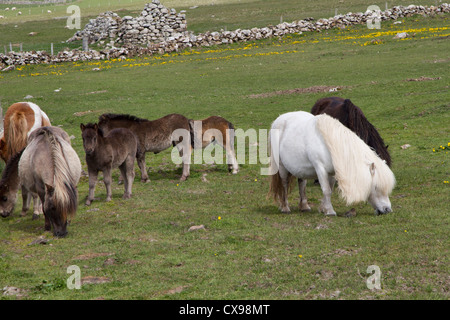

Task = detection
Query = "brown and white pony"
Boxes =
[0,102,51,163]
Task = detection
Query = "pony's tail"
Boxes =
[268,170,294,203]
[188,119,195,149]
[43,128,78,219]
[7,112,28,160]
[267,127,293,203]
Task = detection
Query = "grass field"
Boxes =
[0,1,449,301]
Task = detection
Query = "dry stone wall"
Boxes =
[1,3,449,71]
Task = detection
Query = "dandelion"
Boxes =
[298,255,303,258]
[218,216,221,220]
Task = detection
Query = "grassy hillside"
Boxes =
[0,1,448,301]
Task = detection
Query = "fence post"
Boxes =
[9,42,12,52]
[51,43,54,55]
[82,36,89,51]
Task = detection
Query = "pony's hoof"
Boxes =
[324,212,337,217]
[141,178,149,183]
[85,200,92,206]
[32,213,40,220]
[180,176,188,182]
[122,194,131,199]
[118,180,124,185]
[280,207,291,214]
[300,207,312,212]
[20,211,27,217]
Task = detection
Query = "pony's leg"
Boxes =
[118,171,124,185]
[178,145,191,181]
[39,194,51,232]
[225,143,239,174]
[298,178,311,212]
[316,169,336,216]
[278,165,291,213]
[20,186,31,217]
[86,169,98,206]
[32,194,42,220]
[103,168,113,202]
[136,152,149,183]
[119,157,135,199]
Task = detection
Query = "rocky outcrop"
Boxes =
[67,0,187,45]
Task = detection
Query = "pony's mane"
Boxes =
[0,148,24,184]
[343,99,392,167]
[41,128,78,219]
[316,114,395,205]
[99,113,148,124]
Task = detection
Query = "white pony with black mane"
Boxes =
[268,111,395,216]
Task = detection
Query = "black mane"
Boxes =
[312,97,392,167]
[98,113,149,124]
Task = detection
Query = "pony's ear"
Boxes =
[80,123,85,131]
[385,145,389,150]
[45,183,55,196]
[370,163,376,176]
[94,123,98,131]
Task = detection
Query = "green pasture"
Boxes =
[0,1,449,300]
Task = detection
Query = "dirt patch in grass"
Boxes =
[405,76,441,82]
[247,86,345,98]
[72,252,114,260]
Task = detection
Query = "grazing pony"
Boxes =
[268,111,395,216]
[189,116,239,174]
[80,123,137,205]
[0,126,81,237]
[0,102,51,163]
[98,113,191,182]
[311,97,391,167]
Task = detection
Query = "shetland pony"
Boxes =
[80,123,137,205]
[0,102,51,163]
[189,116,239,174]
[0,126,81,237]
[268,111,395,216]
[98,113,191,182]
[311,97,391,167]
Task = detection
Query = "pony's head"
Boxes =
[43,184,68,237]
[0,183,18,218]
[0,150,23,218]
[367,162,395,215]
[80,123,100,155]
